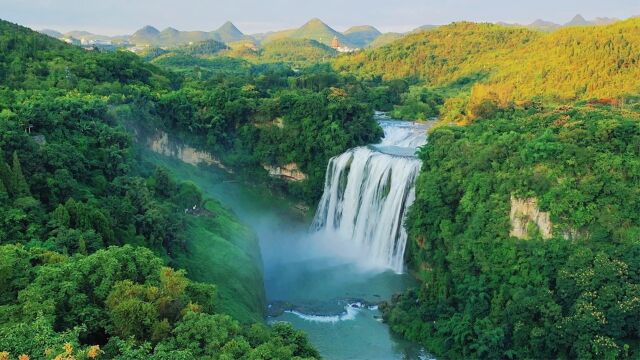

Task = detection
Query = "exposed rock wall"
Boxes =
[148,132,233,173]
[509,195,553,240]
[262,163,307,182]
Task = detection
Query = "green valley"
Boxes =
[2,3,640,360]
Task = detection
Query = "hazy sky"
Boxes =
[2,0,639,35]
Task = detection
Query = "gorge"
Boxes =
[142,116,434,359]
[3,10,639,358]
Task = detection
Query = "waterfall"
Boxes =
[311,119,429,273]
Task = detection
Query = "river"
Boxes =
[137,117,434,359]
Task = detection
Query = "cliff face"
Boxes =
[262,163,307,182]
[148,132,233,173]
[509,195,553,240]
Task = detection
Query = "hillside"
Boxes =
[334,18,640,102]
[385,104,640,359]
[261,38,337,63]
[0,17,319,359]
[130,24,162,44]
[565,14,590,26]
[214,21,246,43]
[485,18,640,100]
[262,18,356,48]
[528,19,561,31]
[343,25,382,47]
[334,22,540,84]
[127,22,249,47]
[367,32,404,48]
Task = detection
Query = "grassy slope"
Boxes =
[124,115,268,324]
[174,199,266,323]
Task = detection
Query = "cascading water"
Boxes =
[311,117,429,274]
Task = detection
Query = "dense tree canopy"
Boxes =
[334,19,640,121]
[0,18,320,359]
[3,12,640,360]
[383,105,640,359]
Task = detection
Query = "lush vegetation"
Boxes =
[382,105,640,359]
[334,22,539,86]
[149,38,337,69]
[0,245,317,359]
[331,16,640,359]
[150,61,384,202]
[0,19,319,359]
[128,22,246,48]
[343,25,382,48]
[334,19,640,121]
[260,39,337,64]
[4,11,640,360]
[262,18,356,48]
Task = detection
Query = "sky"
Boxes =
[2,0,639,35]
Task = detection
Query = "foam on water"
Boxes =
[283,302,380,323]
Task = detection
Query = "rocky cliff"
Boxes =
[148,132,233,172]
[262,163,307,182]
[509,195,553,240]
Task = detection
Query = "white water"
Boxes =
[311,119,429,274]
[285,303,366,323]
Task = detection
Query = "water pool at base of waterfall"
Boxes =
[265,258,433,360]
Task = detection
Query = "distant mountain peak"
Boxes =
[531,19,555,26]
[343,25,382,47]
[40,29,62,38]
[566,14,590,26]
[527,19,561,31]
[214,21,245,43]
[593,17,619,25]
[572,14,587,21]
[136,25,160,35]
[344,25,381,35]
[302,18,332,29]
[217,21,242,33]
[268,18,357,48]
[162,27,179,33]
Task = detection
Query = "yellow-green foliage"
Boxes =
[487,18,640,101]
[333,22,539,84]
[335,18,640,102]
[261,38,337,64]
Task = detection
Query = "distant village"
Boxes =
[61,36,128,51]
[330,36,357,53]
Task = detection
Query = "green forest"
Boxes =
[383,105,640,359]
[333,18,640,359]
[1,7,640,360]
[334,19,640,122]
[0,19,325,359]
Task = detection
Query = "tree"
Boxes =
[11,152,29,197]
[153,167,175,198]
[170,312,241,357]
[0,176,7,203]
[0,157,15,197]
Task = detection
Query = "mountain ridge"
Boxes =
[38,14,627,49]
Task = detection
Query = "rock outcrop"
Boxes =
[509,195,553,240]
[148,132,232,172]
[262,163,307,182]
